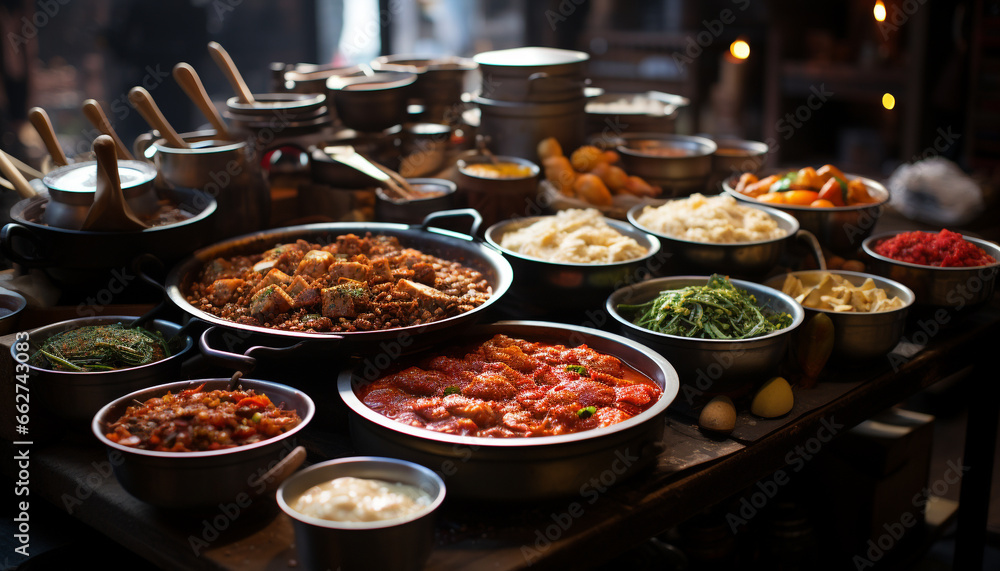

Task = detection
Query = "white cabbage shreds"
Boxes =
[499,208,648,264]
[636,194,787,243]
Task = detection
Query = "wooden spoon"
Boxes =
[127,87,189,149]
[173,62,232,140]
[80,135,149,231]
[28,107,69,166]
[82,99,135,160]
[207,41,255,105]
[0,149,37,199]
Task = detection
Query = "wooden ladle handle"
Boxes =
[207,41,255,105]
[28,107,68,166]
[82,99,135,160]
[127,87,188,149]
[173,62,231,140]
[0,148,37,199]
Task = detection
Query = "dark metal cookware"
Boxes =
[163,210,513,372]
[1,186,217,288]
[21,315,195,423]
[337,320,680,500]
[91,377,314,509]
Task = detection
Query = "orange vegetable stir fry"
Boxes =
[104,384,302,451]
[733,165,881,208]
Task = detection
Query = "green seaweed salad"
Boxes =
[30,323,171,372]
[617,274,792,340]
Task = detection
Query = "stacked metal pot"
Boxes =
[473,47,589,161]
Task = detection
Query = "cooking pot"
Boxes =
[475,95,586,163]
[371,55,478,121]
[338,320,680,500]
[1,186,217,290]
[134,129,270,241]
[326,71,418,133]
[473,47,589,103]
[161,210,513,373]
[41,160,159,230]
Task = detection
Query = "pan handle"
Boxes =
[0,222,47,267]
[420,208,482,240]
[198,325,339,375]
[794,229,826,271]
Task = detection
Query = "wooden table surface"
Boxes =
[3,296,998,571]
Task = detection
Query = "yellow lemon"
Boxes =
[751,376,794,418]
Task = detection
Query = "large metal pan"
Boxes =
[162,210,513,372]
[338,320,680,500]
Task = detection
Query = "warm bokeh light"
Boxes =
[882,92,895,110]
[874,0,887,22]
[730,39,750,60]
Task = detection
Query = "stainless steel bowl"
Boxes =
[763,270,915,360]
[41,160,159,230]
[710,138,769,191]
[616,134,717,197]
[584,89,689,136]
[375,178,457,225]
[485,214,664,311]
[277,456,445,571]
[607,276,804,398]
[92,377,314,509]
[338,320,679,500]
[327,71,418,132]
[861,231,1000,308]
[0,288,26,335]
[22,315,194,423]
[456,155,541,231]
[722,173,890,255]
[627,199,802,279]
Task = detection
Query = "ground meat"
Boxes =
[184,233,493,332]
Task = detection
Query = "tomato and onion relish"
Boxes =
[104,384,302,452]
[356,334,662,438]
[873,229,997,268]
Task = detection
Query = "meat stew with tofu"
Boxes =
[184,233,493,332]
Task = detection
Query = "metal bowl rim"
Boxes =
[456,155,541,180]
[763,269,916,316]
[225,92,327,111]
[484,214,662,268]
[722,172,891,212]
[626,199,800,246]
[616,133,718,158]
[338,320,679,448]
[606,275,806,343]
[91,377,316,459]
[42,160,158,193]
[276,456,446,530]
[862,231,1000,271]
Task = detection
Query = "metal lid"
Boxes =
[43,160,156,197]
[473,47,589,67]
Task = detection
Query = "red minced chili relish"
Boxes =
[104,384,302,452]
[873,229,997,268]
[357,334,662,438]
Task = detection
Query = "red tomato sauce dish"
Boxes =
[355,334,662,438]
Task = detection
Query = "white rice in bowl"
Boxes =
[636,193,786,243]
[499,208,648,264]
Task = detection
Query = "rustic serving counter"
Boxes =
[2,294,997,570]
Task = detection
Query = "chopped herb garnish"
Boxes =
[565,364,589,377]
[577,406,597,419]
[251,412,262,423]
[444,386,461,396]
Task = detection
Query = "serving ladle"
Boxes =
[28,107,69,167]
[173,62,232,140]
[82,99,135,160]
[322,145,416,200]
[128,87,189,149]
[208,41,255,105]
